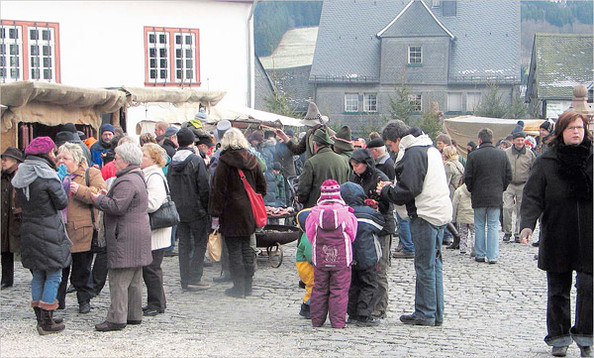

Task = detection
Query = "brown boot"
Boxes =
[37,309,65,335]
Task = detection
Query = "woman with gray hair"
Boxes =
[55,143,106,314]
[209,128,266,298]
[90,142,152,331]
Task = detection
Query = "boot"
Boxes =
[32,302,63,325]
[224,275,245,299]
[394,241,403,253]
[38,309,65,335]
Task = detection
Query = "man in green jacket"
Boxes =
[297,127,351,208]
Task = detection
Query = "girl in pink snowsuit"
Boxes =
[305,180,357,328]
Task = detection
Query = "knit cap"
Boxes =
[317,179,344,204]
[25,137,56,155]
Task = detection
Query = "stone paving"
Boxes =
[0,234,582,357]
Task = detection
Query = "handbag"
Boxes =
[238,169,267,228]
[86,168,105,253]
[148,174,180,230]
[207,229,222,262]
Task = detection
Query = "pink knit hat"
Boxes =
[317,179,344,204]
[25,136,56,155]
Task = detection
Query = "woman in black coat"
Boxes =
[520,111,592,357]
[12,137,71,335]
[210,128,266,299]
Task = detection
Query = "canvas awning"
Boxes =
[0,81,127,133]
[120,86,226,107]
[207,106,304,127]
[444,116,545,157]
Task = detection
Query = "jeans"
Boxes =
[410,217,444,323]
[31,269,62,304]
[178,217,208,286]
[166,225,177,252]
[545,271,593,348]
[473,207,500,262]
[396,212,414,254]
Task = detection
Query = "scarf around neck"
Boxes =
[11,157,60,200]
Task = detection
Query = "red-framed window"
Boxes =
[144,26,200,87]
[0,20,61,83]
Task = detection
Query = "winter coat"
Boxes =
[375,153,395,181]
[452,184,474,225]
[349,149,395,235]
[209,148,267,238]
[274,140,297,178]
[95,165,152,269]
[305,201,357,269]
[297,147,351,208]
[167,147,210,222]
[143,165,173,251]
[380,133,452,226]
[90,140,110,168]
[1,169,20,253]
[505,145,536,184]
[444,158,464,199]
[520,141,592,274]
[64,166,106,253]
[261,138,277,169]
[161,139,177,159]
[264,170,286,207]
[465,142,512,209]
[13,156,71,271]
[101,161,116,180]
[341,182,384,270]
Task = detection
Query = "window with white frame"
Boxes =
[466,92,482,112]
[408,46,422,64]
[0,21,60,83]
[363,93,377,112]
[145,27,200,86]
[345,93,359,112]
[447,92,463,112]
[409,94,422,112]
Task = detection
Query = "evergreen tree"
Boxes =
[506,91,528,119]
[419,105,443,142]
[387,82,416,126]
[474,83,508,118]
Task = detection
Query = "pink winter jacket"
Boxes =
[305,201,358,269]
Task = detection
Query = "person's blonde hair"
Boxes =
[442,145,459,161]
[142,143,167,168]
[220,128,249,150]
[58,142,86,167]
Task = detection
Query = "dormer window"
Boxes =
[442,1,457,16]
[408,46,422,65]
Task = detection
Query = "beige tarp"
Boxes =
[122,86,226,107]
[444,116,545,157]
[0,81,126,132]
[208,106,304,127]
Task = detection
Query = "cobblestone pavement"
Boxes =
[0,234,582,357]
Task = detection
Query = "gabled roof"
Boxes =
[377,0,454,39]
[260,27,318,70]
[310,0,520,83]
[529,33,594,100]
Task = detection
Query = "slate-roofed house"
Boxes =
[310,0,521,133]
[259,26,318,115]
[526,33,594,120]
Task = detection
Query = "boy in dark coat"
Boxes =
[340,182,384,326]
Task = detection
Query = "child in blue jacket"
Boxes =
[340,182,385,326]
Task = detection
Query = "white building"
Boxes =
[0,0,255,112]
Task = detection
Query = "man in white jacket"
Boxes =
[378,120,452,326]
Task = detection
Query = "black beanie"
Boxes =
[177,128,195,147]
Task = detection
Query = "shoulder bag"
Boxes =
[147,173,180,230]
[86,168,105,252]
[238,169,267,228]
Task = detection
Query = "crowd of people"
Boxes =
[0,103,591,357]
